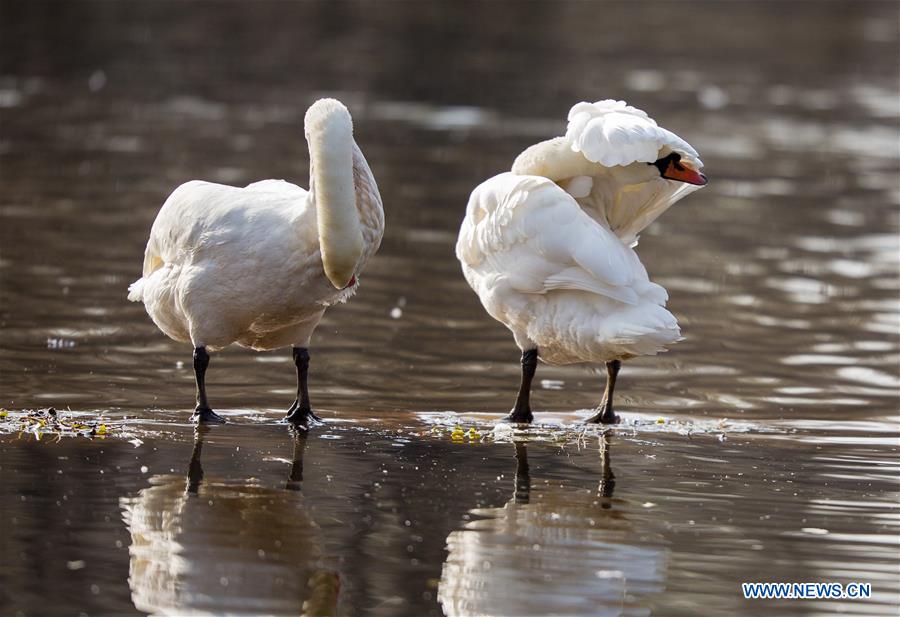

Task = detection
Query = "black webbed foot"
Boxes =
[192,406,227,424]
[284,400,322,427]
[584,408,620,425]
[502,407,534,424]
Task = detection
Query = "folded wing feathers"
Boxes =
[543,268,639,305]
[458,173,643,305]
[566,100,702,168]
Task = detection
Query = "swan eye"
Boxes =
[650,152,679,175]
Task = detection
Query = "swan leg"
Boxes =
[504,349,537,424]
[585,360,621,424]
[191,347,226,424]
[285,347,320,426]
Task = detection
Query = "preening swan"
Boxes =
[128,98,384,424]
[456,99,707,424]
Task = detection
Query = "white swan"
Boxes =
[128,98,384,424]
[456,100,707,424]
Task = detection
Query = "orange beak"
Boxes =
[663,161,707,186]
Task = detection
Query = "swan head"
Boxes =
[304,98,352,142]
[304,98,364,289]
[650,152,707,186]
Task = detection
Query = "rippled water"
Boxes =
[1,1,899,616]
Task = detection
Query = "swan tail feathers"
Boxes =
[127,278,145,302]
[542,269,639,305]
[129,246,165,302]
[602,306,682,356]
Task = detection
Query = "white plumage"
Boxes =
[566,99,702,168]
[456,99,707,422]
[129,98,383,422]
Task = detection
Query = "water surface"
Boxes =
[1,1,898,615]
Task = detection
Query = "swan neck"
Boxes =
[511,137,596,181]
[307,106,364,289]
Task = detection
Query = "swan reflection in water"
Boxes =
[121,427,339,616]
[439,435,666,617]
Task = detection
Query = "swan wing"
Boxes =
[566,99,703,168]
[130,180,311,299]
[244,179,308,197]
[511,100,706,246]
[457,172,640,305]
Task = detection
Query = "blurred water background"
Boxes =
[1,1,898,616]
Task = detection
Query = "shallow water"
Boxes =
[1,1,899,616]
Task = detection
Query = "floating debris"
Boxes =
[418,410,774,446]
[0,407,136,442]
